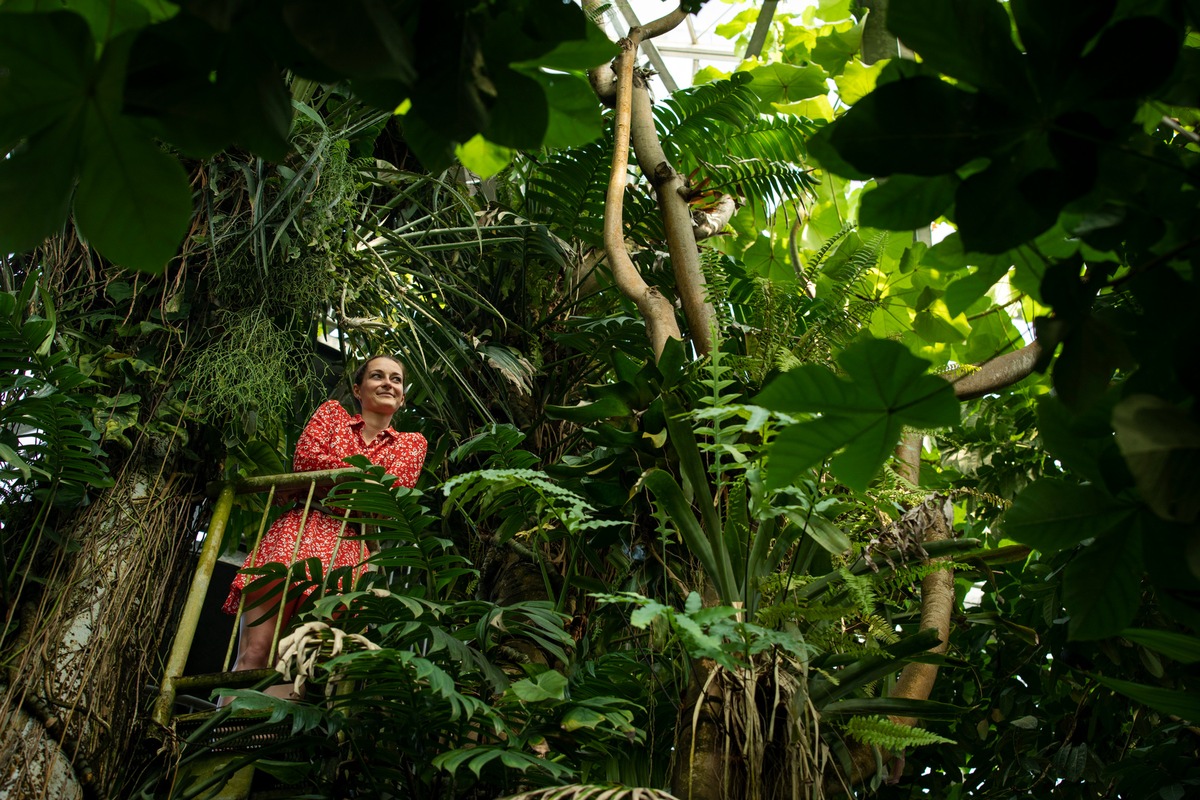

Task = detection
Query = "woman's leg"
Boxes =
[220,582,303,704]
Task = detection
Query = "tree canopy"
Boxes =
[1,1,1198,799]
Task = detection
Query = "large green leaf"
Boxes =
[744,61,830,107]
[0,10,92,144]
[510,670,568,703]
[530,70,602,149]
[1089,674,1200,723]
[76,107,192,273]
[859,173,957,231]
[825,73,1022,177]
[0,10,192,269]
[1000,478,1137,552]
[821,697,969,721]
[887,0,1028,98]
[512,14,616,72]
[545,394,631,424]
[0,115,81,252]
[1120,629,1200,665]
[943,260,1010,317]
[954,142,1081,254]
[1112,394,1200,523]
[282,0,416,84]
[1064,528,1143,640]
[481,66,548,150]
[1035,395,1117,487]
[755,339,959,491]
[641,468,735,603]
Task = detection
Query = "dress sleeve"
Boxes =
[384,433,427,488]
[293,400,354,472]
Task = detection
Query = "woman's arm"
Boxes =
[293,400,356,472]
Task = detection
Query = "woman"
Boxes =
[222,355,427,686]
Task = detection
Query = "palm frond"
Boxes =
[724,116,818,164]
[656,74,761,166]
[502,786,682,800]
[525,140,613,247]
[699,157,818,209]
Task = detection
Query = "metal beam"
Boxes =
[745,0,779,60]
[654,44,742,61]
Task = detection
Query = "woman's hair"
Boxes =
[352,354,405,386]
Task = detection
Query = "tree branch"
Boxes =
[629,80,716,355]
[603,39,683,360]
[692,194,738,241]
[633,7,688,42]
[951,340,1043,400]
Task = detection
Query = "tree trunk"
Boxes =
[669,659,728,800]
[0,444,196,798]
[594,4,719,361]
[603,33,684,362]
[629,78,717,356]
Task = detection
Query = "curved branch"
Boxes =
[603,40,682,360]
[632,8,688,42]
[629,81,716,355]
[951,340,1043,400]
[692,194,737,241]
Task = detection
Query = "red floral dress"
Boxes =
[222,400,427,615]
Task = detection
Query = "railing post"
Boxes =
[153,482,237,729]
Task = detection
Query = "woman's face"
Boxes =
[354,357,405,416]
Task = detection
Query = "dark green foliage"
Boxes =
[756,339,959,491]
[0,0,614,270]
[525,140,612,248]
[658,75,819,209]
[818,0,1187,253]
[0,276,111,564]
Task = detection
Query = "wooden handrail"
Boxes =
[155,468,365,731]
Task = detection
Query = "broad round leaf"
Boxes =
[745,62,830,107]
[888,0,1028,98]
[0,115,81,253]
[75,112,192,273]
[1112,394,1200,523]
[859,173,957,231]
[0,10,92,144]
[827,76,1021,177]
[1064,528,1143,640]
[757,339,958,490]
[1000,478,1137,552]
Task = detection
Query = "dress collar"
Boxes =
[349,414,396,442]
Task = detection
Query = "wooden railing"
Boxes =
[151,468,359,729]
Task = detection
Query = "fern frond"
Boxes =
[657,74,761,165]
[805,222,855,274]
[877,561,953,596]
[623,185,667,245]
[844,715,955,749]
[526,140,612,246]
[863,614,899,645]
[700,158,819,209]
[724,116,818,164]
[841,567,877,617]
[442,468,598,538]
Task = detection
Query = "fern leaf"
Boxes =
[844,715,955,749]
